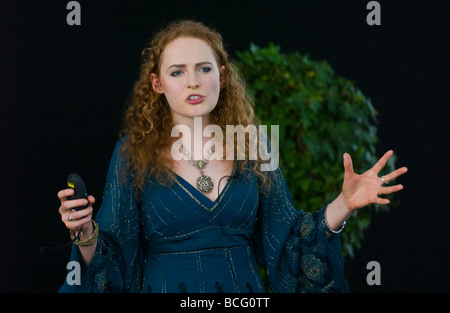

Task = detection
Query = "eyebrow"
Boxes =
[166,61,214,72]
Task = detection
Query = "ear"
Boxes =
[151,73,164,94]
[219,65,226,87]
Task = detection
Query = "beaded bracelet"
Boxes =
[322,205,346,234]
[70,220,99,247]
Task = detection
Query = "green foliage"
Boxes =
[236,43,396,258]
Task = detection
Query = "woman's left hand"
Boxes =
[342,150,408,211]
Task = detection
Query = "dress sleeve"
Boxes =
[59,139,143,292]
[254,167,350,293]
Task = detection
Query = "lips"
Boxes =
[186,94,205,104]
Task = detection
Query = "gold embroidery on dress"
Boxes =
[300,213,314,238]
[301,255,325,281]
[172,173,234,212]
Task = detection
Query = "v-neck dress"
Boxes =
[59,138,350,293]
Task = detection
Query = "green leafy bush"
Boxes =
[236,43,396,258]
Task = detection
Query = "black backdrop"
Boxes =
[1,0,448,293]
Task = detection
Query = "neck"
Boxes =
[173,116,214,160]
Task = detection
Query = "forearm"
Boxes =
[325,193,354,233]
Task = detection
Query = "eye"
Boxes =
[170,70,183,77]
[199,66,212,73]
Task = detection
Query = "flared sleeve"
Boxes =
[254,168,350,293]
[59,139,143,292]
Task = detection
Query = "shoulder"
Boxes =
[105,136,131,176]
[115,135,128,150]
[110,136,128,160]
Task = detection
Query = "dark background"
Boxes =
[1,0,448,293]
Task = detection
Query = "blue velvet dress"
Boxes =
[59,138,350,293]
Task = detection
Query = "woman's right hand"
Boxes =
[58,188,95,238]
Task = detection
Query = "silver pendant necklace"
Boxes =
[181,141,215,193]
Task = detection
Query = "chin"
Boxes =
[188,106,216,118]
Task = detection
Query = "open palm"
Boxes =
[342,150,408,211]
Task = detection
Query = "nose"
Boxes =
[187,72,200,89]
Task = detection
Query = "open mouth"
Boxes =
[186,94,205,104]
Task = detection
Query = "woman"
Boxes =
[58,20,407,293]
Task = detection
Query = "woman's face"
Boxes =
[152,37,222,125]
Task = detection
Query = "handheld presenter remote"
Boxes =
[67,173,88,211]
[39,173,89,253]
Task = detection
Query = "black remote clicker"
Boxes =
[67,173,88,211]
[40,173,90,253]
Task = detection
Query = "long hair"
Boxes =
[120,20,271,191]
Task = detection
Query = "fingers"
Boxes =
[378,184,404,195]
[63,207,94,231]
[57,188,74,200]
[58,188,96,231]
[381,167,408,184]
[372,150,393,174]
[87,195,96,204]
[375,183,404,206]
[374,197,390,205]
[58,193,95,212]
[59,197,89,214]
[66,206,93,220]
[343,153,354,177]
